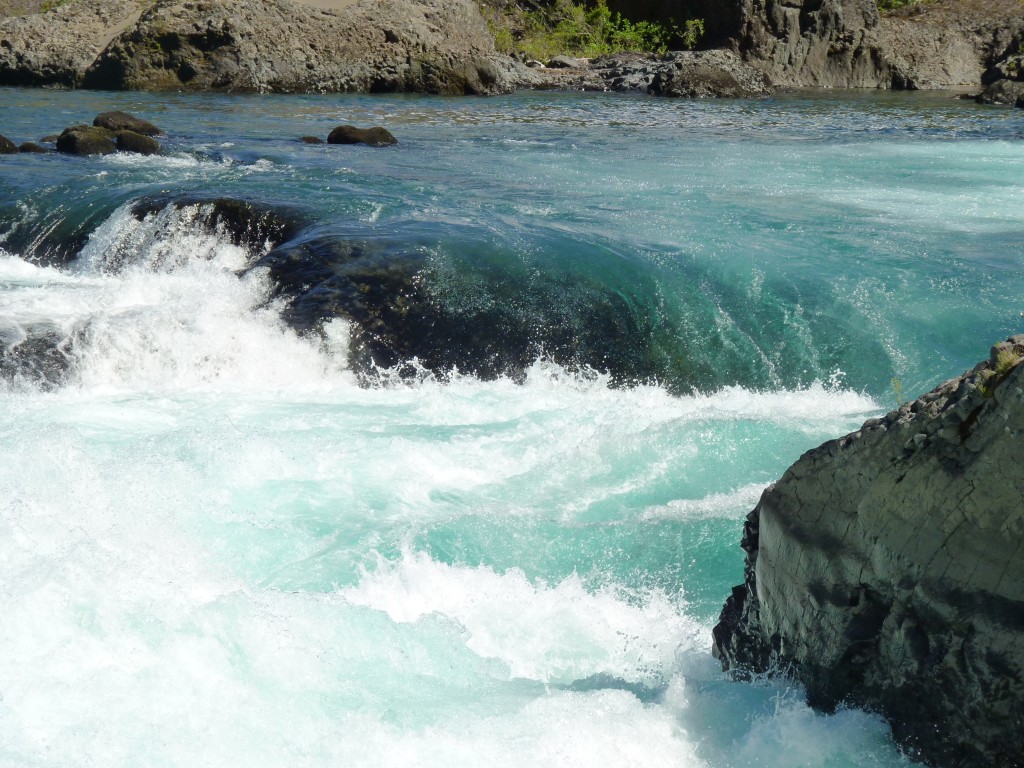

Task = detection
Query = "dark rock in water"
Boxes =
[976,78,1024,107]
[56,125,116,156]
[39,134,60,143]
[18,141,49,153]
[129,196,305,257]
[94,111,163,137]
[299,136,324,144]
[114,129,160,155]
[248,229,673,386]
[712,336,1024,768]
[0,322,74,390]
[0,134,16,154]
[327,125,398,147]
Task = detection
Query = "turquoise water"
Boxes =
[1,87,1022,767]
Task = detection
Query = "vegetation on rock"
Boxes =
[480,0,701,60]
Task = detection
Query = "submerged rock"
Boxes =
[247,230,674,386]
[299,136,324,144]
[94,110,162,136]
[327,125,397,147]
[0,134,16,154]
[0,321,74,390]
[128,196,304,258]
[55,125,116,155]
[712,336,1024,768]
[18,141,49,153]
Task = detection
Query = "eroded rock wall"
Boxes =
[82,0,523,94]
[713,337,1024,767]
[0,0,143,87]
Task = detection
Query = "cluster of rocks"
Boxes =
[713,336,1024,768]
[0,111,162,156]
[522,50,773,98]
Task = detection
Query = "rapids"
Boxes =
[1,86,1022,767]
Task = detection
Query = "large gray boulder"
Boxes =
[713,336,1024,768]
[83,0,525,94]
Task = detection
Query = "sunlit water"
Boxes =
[1,86,1022,767]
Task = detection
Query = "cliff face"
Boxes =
[0,0,143,87]
[713,337,1024,768]
[0,0,526,93]
[734,0,891,87]
[84,0,521,94]
[606,0,1024,91]
[879,0,1024,90]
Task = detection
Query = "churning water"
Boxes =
[1,87,1022,767]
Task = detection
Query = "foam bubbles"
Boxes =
[342,551,701,685]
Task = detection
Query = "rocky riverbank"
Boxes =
[0,0,1021,100]
[713,338,1024,768]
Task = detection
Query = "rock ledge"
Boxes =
[713,336,1024,768]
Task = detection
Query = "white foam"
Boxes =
[342,551,701,685]
[641,483,767,521]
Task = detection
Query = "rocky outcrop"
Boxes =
[0,0,143,87]
[713,337,1024,768]
[880,0,1024,91]
[612,0,1023,91]
[82,0,524,94]
[0,134,15,154]
[734,0,891,87]
[529,50,772,97]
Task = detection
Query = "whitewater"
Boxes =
[1,87,1022,767]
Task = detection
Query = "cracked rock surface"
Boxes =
[713,336,1024,768]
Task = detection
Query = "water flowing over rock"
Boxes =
[712,337,1024,768]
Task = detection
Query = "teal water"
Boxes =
[1,87,1022,767]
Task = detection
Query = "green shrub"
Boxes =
[483,0,700,60]
[876,0,921,12]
